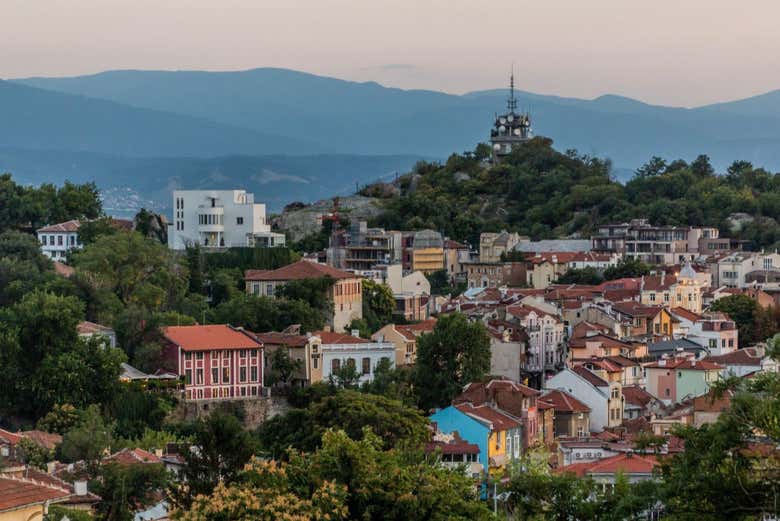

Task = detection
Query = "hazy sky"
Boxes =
[4,0,780,106]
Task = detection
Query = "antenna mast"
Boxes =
[507,66,517,113]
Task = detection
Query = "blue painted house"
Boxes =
[430,405,491,471]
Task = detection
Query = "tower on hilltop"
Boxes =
[489,71,532,162]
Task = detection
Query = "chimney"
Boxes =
[46,461,57,474]
[74,480,88,496]
[661,272,665,286]
[351,329,360,338]
[154,448,163,458]
[323,325,332,333]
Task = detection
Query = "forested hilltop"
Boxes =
[366,138,780,248]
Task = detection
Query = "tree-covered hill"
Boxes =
[370,138,780,249]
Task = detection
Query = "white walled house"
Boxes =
[37,220,82,261]
[545,366,623,432]
[168,190,285,250]
[312,331,395,384]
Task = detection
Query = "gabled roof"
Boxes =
[162,325,262,352]
[557,453,659,477]
[396,318,437,340]
[314,331,370,344]
[621,385,657,408]
[569,333,631,350]
[77,321,114,335]
[527,252,579,265]
[611,301,663,318]
[245,260,357,281]
[454,403,520,432]
[253,332,310,347]
[669,307,703,323]
[645,358,722,370]
[539,390,590,413]
[705,347,763,366]
[0,475,71,513]
[37,219,80,233]
[104,448,161,465]
[641,275,678,291]
[647,337,706,355]
[571,321,610,340]
[572,365,609,388]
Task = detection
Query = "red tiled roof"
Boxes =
[641,275,678,291]
[569,333,630,350]
[162,325,262,352]
[19,431,62,451]
[571,322,610,339]
[557,453,659,477]
[443,240,468,250]
[572,365,609,387]
[0,476,71,512]
[245,260,357,281]
[77,321,114,335]
[621,385,657,408]
[0,429,23,445]
[37,220,80,233]
[454,403,520,431]
[693,389,732,413]
[253,332,309,347]
[527,252,579,265]
[705,347,763,366]
[570,252,614,262]
[104,448,162,465]
[645,358,722,370]
[425,440,480,455]
[669,307,703,322]
[539,390,590,413]
[611,301,663,318]
[314,331,370,344]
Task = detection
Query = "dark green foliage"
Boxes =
[373,140,780,250]
[0,291,125,418]
[426,269,452,295]
[709,294,760,345]
[0,173,102,232]
[361,358,418,406]
[208,293,325,333]
[36,404,83,435]
[58,405,114,468]
[92,462,170,521]
[103,382,175,439]
[361,279,395,332]
[267,348,303,386]
[414,313,491,410]
[276,276,335,310]
[603,257,650,280]
[256,390,429,456]
[77,217,118,245]
[208,268,243,306]
[173,411,259,507]
[201,246,299,273]
[556,266,604,285]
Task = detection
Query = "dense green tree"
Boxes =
[414,313,491,410]
[209,268,243,306]
[257,390,429,456]
[173,411,259,507]
[93,462,170,521]
[361,279,396,331]
[267,348,303,386]
[36,404,83,435]
[77,217,119,245]
[59,405,114,470]
[209,293,324,333]
[556,266,604,285]
[603,257,650,280]
[709,294,760,345]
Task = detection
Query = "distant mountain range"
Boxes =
[3,68,780,214]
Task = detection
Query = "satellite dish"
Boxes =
[499,117,506,124]
[513,128,521,136]
[507,115,514,122]
[499,125,506,133]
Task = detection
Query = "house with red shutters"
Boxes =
[161,324,264,401]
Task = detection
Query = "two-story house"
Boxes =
[245,260,362,332]
[545,366,623,432]
[311,330,395,384]
[371,319,436,366]
[539,389,591,438]
[644,357,723,405]
[670,308,738,355]
[37,220,82,261]
[639,263,703,313]
[161,324,264,401]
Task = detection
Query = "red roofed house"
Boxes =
[103,447,162,466]
[546,366,624,432]
[244,260,362,332]
[371,318,436,366]
[621,385,663,420]
[161,325,264,401]
[644,356,723,405]
[36,220,82,262]
[525,252,579,289]
[670,309,738,356]
[0,474,74,521]
[639,263,703,313]
[254,329,321,386]
[557,452,659,488]
[539,389,591,438]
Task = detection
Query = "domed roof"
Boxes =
[679,261,697,281]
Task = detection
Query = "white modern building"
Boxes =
[168,190,285,250]
[37,220,82,261]
[716,251,780,288]
[314,330,395,384]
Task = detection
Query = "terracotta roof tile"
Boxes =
[572,365,609,387]
[556,453,659,477]
[645,358,722,370]
[162,325,262,352]
[539,390,590,413]
[104,448,162,465]
[245,260,357,281]
[252,332,309,347]
[669,307,703,322]
[621,385,657,408]
[0,476,71,512]
[37,220,80,233]
[454,403,520,431]
[314,331,370,344]
[77,321,114,335]
[705,347,763,366]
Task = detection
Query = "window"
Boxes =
[362,357,371,375]
[69,235,75,245]
[240,367,247,382]
[57,235,63,246]
[237,217,244,225]
[266,283,274,296]
[196,352,204,361]
[185,370,192,385]
[709,339,717,349]
[222,367,230,383]
[240,349,247,359]
[196,369,203,385]
[665,388,670,397]
[650,293,656,302]
[346,358,356,371]
[313,357,319,369]
[251,366,258,382]
[212,368,219,384]
[332,359,341,372]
